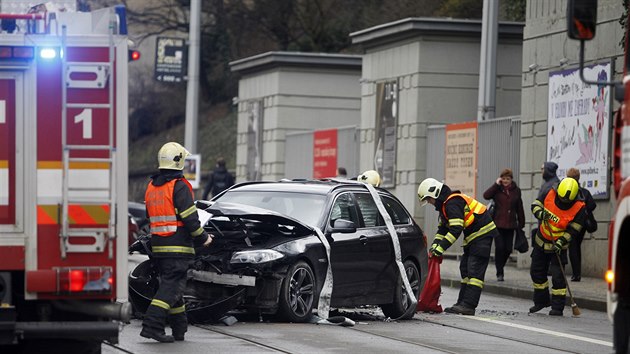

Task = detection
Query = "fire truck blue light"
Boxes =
[39,48,56,59]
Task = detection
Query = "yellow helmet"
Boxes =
[556,177,579,203]
[358,170,381,187]
[417,178,443,206]
[157,142,190,170]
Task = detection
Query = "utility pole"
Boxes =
[477,0,498,121]
[185,0,201,153]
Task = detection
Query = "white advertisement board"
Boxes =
[547,63,611,199]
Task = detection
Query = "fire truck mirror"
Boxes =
[567,0,597,40]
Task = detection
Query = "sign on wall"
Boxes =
[184,154,201,189]
[445,122,477,198]
[154,37,186,83]
[547,63,611,198]
[374,80,398,188]
[246,100,263,181]
[313,129,337,178]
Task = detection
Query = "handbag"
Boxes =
[585,211,598,233]
[416,255,443,313]
[487,200,496,218]
[514,228,529,253]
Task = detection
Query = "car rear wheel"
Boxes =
[381,259,420,320]
[278,261,315,322]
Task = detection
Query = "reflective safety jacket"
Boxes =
[433,193,497,252]
[145,171,209,258]
[531,188,586,252]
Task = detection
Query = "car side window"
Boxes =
[354,193,382,228]
[329,193,359,227]
[382,196,411,225]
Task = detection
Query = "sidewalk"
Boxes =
[439,256,608,312]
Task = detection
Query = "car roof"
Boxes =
[225,179,383,196]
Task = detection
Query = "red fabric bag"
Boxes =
[416,255,443,313]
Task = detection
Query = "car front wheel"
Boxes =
[278,261,315,322]
[381,259,420,320]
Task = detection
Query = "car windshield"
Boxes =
[217,190,327,227]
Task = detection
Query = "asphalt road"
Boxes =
[108,259,613,354]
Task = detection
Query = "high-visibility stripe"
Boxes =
[448,218,464,227]
[150,299,170,310]
[152,245,195,254]
[191,227,204,236]
[468,278,484,288]
[0,160,7,168]
[535,234,556,251]
[37,161,110,169]
[179,205,197,218]
[444,232,456,244]
[37,205,110,225]
[533,281,549,289]
[150,216,178,223]
[169,305,185,314]
[152,225,178,233]
[551,288,567,296]
[461,277,470,285]
[434,234,445,241]
[463,221,496,246]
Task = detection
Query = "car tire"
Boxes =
[277,260,315,323]
[381,259,420,320]
[614,301,630,354]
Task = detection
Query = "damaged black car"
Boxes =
[129,180,428,323]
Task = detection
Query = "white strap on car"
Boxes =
[313,226,333,320]
[364,183,417,305]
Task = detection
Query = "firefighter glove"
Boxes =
[429,242,444,257]
[553,237,568,253]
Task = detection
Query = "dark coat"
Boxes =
[538,162,559,199]
[483,181,525,230]
[202,166,235,200]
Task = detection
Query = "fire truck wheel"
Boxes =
[381,259,420,320]
[277,261,315,323]
[614,302,630,354]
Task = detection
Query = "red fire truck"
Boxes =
[0,4,131,352]
[568,1,630,353]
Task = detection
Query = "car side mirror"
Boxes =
[330,219,357,234]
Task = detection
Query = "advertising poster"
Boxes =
[547,63,611,198]
[246,100,263,181]
[445,122,477,198]
[184,154,201,189]
[313,129,338,178]
[374,80,398,188]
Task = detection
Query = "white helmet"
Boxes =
[157,142,190,170]
[358,170,381,187]
[417,178,443,205]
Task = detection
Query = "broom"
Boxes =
[555,251,581,317]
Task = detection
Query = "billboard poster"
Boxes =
[184,154,201,189]
[374,80,398,188]
[313,129,338,178]
[445,122,477,198]
[547,62,611,198]
[246,100,263,181]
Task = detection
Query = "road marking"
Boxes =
[465,315,612,347]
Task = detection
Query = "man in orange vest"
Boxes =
[141,142,213,342]
[530,177,587,316]
[418,178,498,315]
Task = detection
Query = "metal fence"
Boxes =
[424,116,521,256]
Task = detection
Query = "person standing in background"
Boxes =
[538,162,560,199]
[483,168,525,281]
[566,168,597,282]
[202,157,235,200]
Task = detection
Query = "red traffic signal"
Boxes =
[128,49,140,61]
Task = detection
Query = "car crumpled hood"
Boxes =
[202,201,315,236]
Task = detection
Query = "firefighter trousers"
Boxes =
[530,246,567,311]
[457,235,493,309]
[143,257,191,334]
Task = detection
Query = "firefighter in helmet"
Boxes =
[530,177,587,316]
[141,142,213,343]
[418,177,497,315]
[358,170,381,187]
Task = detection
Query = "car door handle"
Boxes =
[359,235,368,245]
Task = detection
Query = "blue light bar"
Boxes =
[39,48,57,59]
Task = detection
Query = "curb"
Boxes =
[441,277,607,312]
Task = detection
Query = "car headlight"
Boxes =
[230,249,284,264]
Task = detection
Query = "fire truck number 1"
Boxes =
[74,109,93,139]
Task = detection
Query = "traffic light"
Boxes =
[128,49,140,62]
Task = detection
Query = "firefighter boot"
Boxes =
[140,327,175,343]
[445,283,468,312]
[549,309,563,316]
[169,312,188,341]
[529,303,550,313]
[446,304,475,316]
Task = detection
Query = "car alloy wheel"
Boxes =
[381,259,420,319]
[278,261,315,322]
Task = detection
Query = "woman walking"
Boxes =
[483,168,525,281]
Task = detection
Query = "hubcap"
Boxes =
[288,267,314,317]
